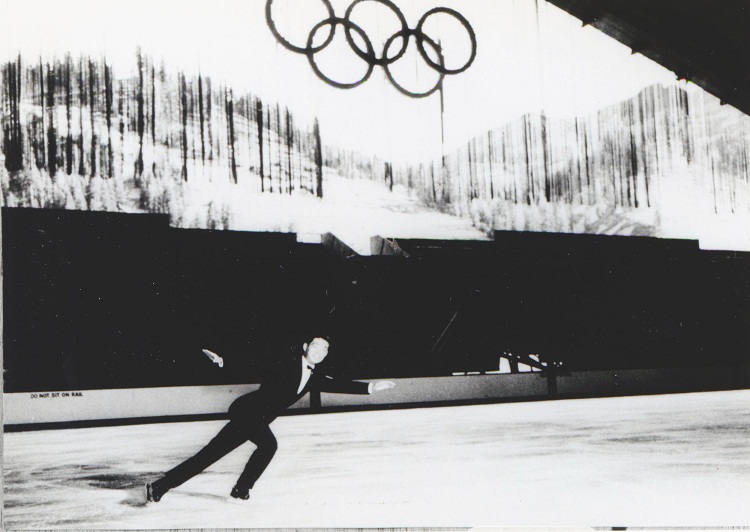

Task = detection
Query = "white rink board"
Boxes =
[5,366,747,425]
[322,373,547,406]
[2,384,276,425]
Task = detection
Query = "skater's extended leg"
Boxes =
[233,423,278,495]
[163,421,248,488]
[148,421,246,501]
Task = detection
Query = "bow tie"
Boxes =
[307,365,315,371]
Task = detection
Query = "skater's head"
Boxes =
[303,336,330,365]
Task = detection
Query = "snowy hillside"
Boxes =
[0,52,487,252]
[330,84,750,248]
[2,52,750,250]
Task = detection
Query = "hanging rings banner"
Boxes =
[265,0,477,97]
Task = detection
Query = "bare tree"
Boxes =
[2,55,24,172]
[180,72,188,181]
[285,107,293,194]
[77,57,86,176]
[37,58,47,170]
[47,62,58,177]
[135,48,145,178]
[205,76,213,162]
[103,61,114,179]
[64,55,73,175]
[267,103,273,193]
[313,118,323,198]
[151,64,156,150]
[385,161,393,192]
[275,103,282,193]
[256,98,265,192]
[118,78,126,176]
[89,59,98,177]
[198,73,205,164]
[226,88,238,183]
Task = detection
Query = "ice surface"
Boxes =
[3,389,750,528]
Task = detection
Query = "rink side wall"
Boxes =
[4,364,749,430]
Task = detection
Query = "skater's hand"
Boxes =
[372,381,396,392]
[202,349,224,368]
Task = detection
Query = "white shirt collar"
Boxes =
[298,355,315,394]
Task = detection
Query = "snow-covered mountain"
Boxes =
[2,52,749,250]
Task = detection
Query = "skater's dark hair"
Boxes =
[308,334,332,345]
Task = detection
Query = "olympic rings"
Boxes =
[344,0,409,67]
[417,8,477,75]
[265,0,476,97]
[383,28,444,98]
[307,17,376,89]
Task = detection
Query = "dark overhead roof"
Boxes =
[544,0,750,116]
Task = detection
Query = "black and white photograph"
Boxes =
[1,0,749,528]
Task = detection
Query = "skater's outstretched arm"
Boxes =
[318,374,396,394]
[202,348,224,368]
[370,381,396,392]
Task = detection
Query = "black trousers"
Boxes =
[161,417,278,491]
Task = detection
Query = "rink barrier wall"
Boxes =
[4,364,748,431]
